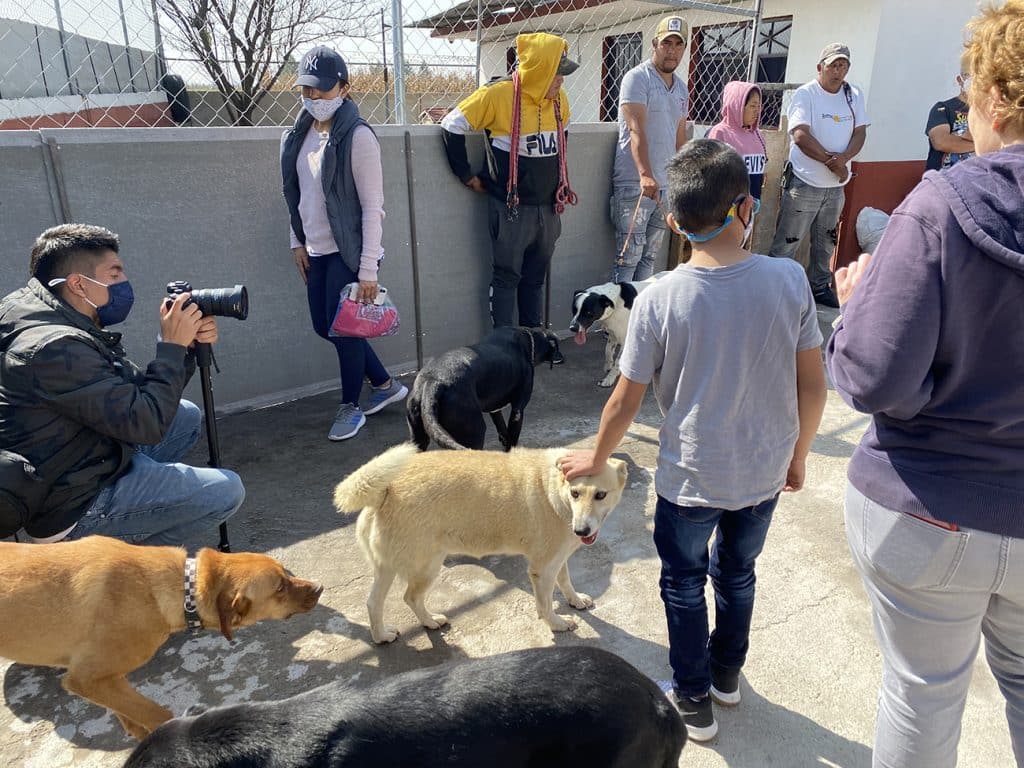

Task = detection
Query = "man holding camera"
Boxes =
[0,224,244,544]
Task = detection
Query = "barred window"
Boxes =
[690,15,792,128]
[600,32,643,122]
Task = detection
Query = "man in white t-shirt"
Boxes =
[769,43,870,308]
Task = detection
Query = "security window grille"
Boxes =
[600,32,643,122]
[690,15,791,129]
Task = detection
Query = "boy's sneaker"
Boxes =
[329,403,365,441]
[710,664,741,706]
[659,681,718,742]
[363,379,408,415]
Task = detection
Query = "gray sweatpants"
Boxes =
[845,483,1024,768]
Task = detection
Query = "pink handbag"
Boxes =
[329,283,401,339]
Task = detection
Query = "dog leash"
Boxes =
[616,195,673,268]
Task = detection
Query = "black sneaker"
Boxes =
[710,663,741,706]
[551,349,566,365]
[666,689,718,742]
[812,285,840,308]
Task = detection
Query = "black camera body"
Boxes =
[166,281,248,320]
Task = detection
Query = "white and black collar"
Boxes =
[184,557,203,632]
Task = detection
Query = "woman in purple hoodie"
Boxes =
[827,3,1024,766]
[708,82,767,200]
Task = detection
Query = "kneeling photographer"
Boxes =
[0,224,244,545]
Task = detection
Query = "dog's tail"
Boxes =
[333,443,420,513]
[419,383,469,451]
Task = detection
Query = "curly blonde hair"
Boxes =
[962,0,1024,135]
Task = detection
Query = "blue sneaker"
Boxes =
[329,403,365,441]
[363,379,408,415]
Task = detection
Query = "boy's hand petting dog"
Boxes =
[557,450,601,481]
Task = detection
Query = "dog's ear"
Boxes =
[216,590,252,641]
[620,283,639,310]
[572,289,585,301]
[609,457,628,489]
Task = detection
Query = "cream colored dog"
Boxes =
[333,443,628,644]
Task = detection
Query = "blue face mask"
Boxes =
[50,274,135,326]
[681,196,761,243]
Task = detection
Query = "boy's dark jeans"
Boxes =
[653,493,778,698]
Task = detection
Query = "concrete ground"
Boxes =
[0,323,1017,768]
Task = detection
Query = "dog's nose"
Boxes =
[568,321,580,332]
[574,525,591,537]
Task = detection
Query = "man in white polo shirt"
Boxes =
[769,43,869,308]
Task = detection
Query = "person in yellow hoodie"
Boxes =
[441,33,578,331]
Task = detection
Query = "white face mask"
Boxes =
[303,95,345,122]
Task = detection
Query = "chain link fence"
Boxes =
[1,0,791,129]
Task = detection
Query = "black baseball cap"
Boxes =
[296,46,349,91]
[557,52,579,76]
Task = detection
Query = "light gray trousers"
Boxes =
[845,483,1024,767]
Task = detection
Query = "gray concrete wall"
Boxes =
[0,20,158,99]
[0,124,637,412]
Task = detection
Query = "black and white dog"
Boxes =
[123,647,686,768]
[569,274,668,387]
[406,326,561,451]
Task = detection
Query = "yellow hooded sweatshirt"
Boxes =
[441,32,572,207]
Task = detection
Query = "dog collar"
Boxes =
[184,557,203,632]
[522,328,535,363]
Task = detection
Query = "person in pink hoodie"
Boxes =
[708,82,767,200]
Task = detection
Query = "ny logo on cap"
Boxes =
[668,18,681,31]
[304,53,319,71]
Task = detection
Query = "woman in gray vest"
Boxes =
[281,46,407,441]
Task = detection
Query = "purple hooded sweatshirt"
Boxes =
[708,81,767,199]
[827,143,1024,538]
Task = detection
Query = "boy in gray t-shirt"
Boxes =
[559,140,826,743]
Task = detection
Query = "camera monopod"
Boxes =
[194,342,232,552]
[166,282,249,553]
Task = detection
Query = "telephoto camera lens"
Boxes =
[191,285,248,320]
[165,282,248,320]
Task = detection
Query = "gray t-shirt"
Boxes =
[619,256,823,509]
[612,60,688,190]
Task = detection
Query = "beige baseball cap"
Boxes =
[655,15,688,44]
[819,42,851,66]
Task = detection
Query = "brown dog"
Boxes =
[0,535,322,740]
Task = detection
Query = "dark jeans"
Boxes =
[488,197,561,328]
[653,493,778,698]
[306,252,389,405]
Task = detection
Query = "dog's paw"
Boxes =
[371,625,399,644]
[422,613,449,630]
[547,615,578,633]
[567,593,594,611]
[597,374,617,388]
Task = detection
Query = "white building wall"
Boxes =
[858,0,977,162]
[474,0,978,160]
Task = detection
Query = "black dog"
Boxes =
[122,646,686,768]
[406,326,561,451]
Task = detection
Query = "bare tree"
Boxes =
[157,0,377,125]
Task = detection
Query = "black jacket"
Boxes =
[0,279,193,537]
